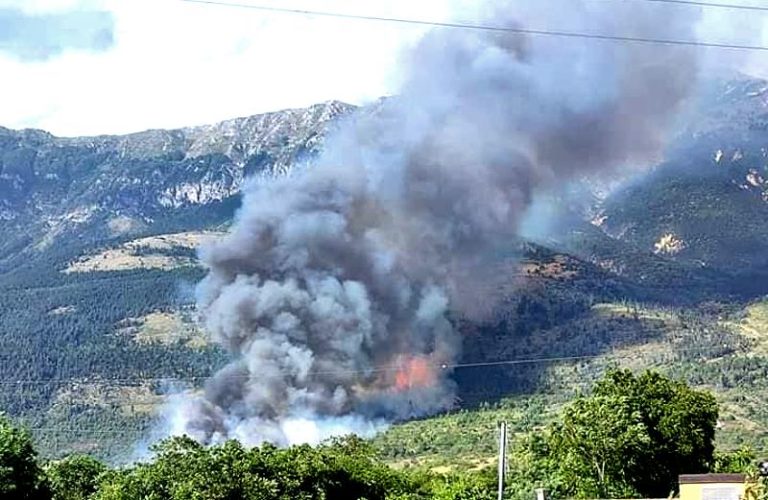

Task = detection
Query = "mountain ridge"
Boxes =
[0,100,356,266]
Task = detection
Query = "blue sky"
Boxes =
[0,7,114,61]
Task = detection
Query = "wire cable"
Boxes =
[178,0,768,51]
[0,355,684,385]
[0,343,739,387]
[615,0,768,12]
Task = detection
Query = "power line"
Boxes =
[0,344,739,387]
[178,0,768,51]
[0,354,672,385]
[618,0,768,13]
[28,427,148,436]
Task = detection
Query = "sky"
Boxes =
[0,0,450,136]
[0,0,766,137]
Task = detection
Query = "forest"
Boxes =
[1,370,761,500]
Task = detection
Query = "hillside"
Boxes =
[0,101,355,459]
[4,78,768,460]
[374,297,768,472]
[0,100,353,271]
[599,77,768,280]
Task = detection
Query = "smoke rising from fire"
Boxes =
[171,0,702,446]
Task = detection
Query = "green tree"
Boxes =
[94,435,430,500]
[47,455,107,500]
[430,473,495,500]
[95,436,278,500]
[549,395,650,498]
[0,414,50,500]
[594,369,718,496]
[712,447,756,474]
[546,369,718,498]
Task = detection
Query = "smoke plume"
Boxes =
[172,0,702,446]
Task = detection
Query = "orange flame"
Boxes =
[392,355,438,391]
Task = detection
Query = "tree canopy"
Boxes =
[545,369,719,498]
[0,413,49,499]
[47,455,106,500]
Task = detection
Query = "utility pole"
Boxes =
[498,421,507,500]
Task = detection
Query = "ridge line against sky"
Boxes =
[0,0,767,137]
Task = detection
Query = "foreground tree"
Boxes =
[47,455,107,500]
[95,437,279,500]
[712,447,757,474]
[549,394,650,498]
[547,369,718,498]
[0,414,50,499]
[429,473,496,500]
[94,435,449,500]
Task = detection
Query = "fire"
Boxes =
[392,355,438,391]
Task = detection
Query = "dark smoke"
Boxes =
[170,0,702,445]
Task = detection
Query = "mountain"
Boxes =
[0,101,356,459]
[598,77,768,279]
[0,100,354,270]
[4,78,768,460]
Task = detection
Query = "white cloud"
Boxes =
[4,0,768,136]
[0,0,450,136]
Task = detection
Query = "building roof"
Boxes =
[678,474,746,484]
